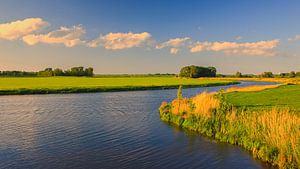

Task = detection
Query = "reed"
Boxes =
[225,84,281,92]
[202,77,300,85]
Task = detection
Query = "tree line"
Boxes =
[0,71,36,77]
[0,66,94,77]
[233,71,300,78]
[177,65,300,78]
[1,65,299,78]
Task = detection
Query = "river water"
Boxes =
[0,81,276,169]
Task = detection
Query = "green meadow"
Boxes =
[225,84,300,112]
[0,76,237,95]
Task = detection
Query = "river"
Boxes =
[0,81,276,169]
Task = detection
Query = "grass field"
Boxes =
[0,76,237,95]
[225,84,300,112]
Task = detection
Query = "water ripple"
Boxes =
[0,81,276,169]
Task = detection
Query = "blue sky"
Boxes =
[0,0,300,74]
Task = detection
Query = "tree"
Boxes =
[296,72,300,77]
[289,71,296,78]
[70,66,85,76]
[179,66,191,78]
[280,73,289,78]
[179,65,217,78]
[261,72,274,78]
[37,68,53,77]
[44,68,53,72]
[207,67,217,77]
[85,67,94,77]
[235,72,242,78]
[53,68,64,76]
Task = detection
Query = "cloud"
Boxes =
[22,25,85,47]
[235,36,242,40]
[156,37,190,54]
[288,35,300,42]
[170,48,179,54]
[88,32,151,49]
[0,18,48,40]
[156,37,190,49]
[190,40,279,56]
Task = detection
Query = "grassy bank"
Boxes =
[225,84,300,112]
[0,77,237,95]
[204,77,300,85]
[159,84,300,168]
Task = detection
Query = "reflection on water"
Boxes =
[0,82,275,169]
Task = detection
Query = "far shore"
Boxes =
[0,76,238,96]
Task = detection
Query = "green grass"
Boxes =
[225,84,300,112]
[0,76,237,95]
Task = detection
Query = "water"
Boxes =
[0,81,276,169]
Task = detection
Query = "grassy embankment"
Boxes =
[159,83,300,168]
[0,76,237,95]
[205,77,300,85]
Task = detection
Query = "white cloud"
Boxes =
[190,39,279,56]
[156,37,190,54]
[235,36,242,40]
[288,35,300,42]
[0,17,282,56]
[22,25,85,47]
[156,37,190,49]
[0,18,48,40]
[170,48,179,54]
[88,32,151,49]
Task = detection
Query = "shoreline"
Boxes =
[159,84,300,168]
[0,81,239,96]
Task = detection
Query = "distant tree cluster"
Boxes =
[279,71,298,78]
[179,65,217,78]
[0,71,37,77]
[260,72,274,78]
[0,66,94,77]
[235,71,242,78]
[260,71,300,78]
[38,67,94,77]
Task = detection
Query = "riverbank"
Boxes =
[204,77,300,85]
[225,84,300,112]
[159,84,300,169]
[0,77,238,95]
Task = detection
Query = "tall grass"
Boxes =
[226,84,281,92]
[159,90,300,168]
[202,77,300,85]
